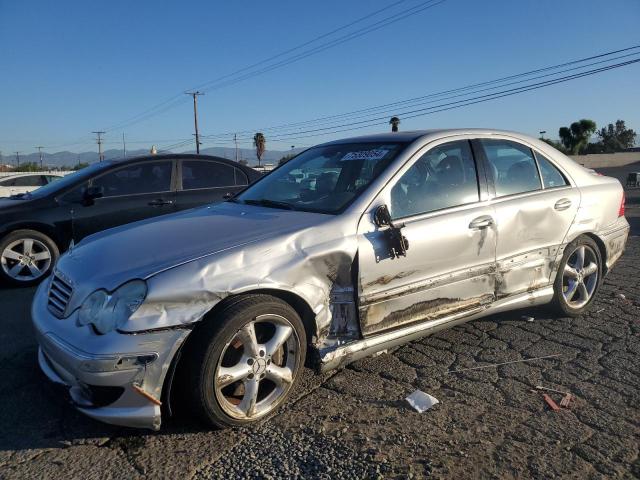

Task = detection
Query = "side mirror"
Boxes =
[373,204,409,258]
[83,185,104,206]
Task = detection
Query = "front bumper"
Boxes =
[32,281,190,430]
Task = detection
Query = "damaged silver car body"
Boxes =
[32,129,629,429]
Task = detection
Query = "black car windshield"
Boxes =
[235,142,406,214]
[25,162,112,199]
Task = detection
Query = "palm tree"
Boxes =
[389,116,400,133]
[253,132,266,166]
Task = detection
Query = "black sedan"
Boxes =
[0,154,260,286]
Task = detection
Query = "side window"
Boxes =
[60,182,87,203]
[535,152,569,188]
[182,161,235,190]
[13,175,46,187]
[480,139,541,196]
[45,175,60,184]
[390,140,479,219]
[234,168,249,186]
[92,161,172,197]
[0,178,14,186]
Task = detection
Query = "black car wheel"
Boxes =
[0,229,59,286]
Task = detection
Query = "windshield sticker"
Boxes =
[341,149,389,161]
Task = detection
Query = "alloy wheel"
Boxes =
[214,313,299,420]
[1,238,52,282]
[562,244,599,309]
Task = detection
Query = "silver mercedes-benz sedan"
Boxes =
[33,129,629,430]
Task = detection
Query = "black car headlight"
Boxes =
[77,280,147,334]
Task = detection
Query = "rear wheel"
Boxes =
[551,235,602,316]
[185,295,306,428]
[0,230,59,286]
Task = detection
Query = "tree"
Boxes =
[595,120,637,153]
[539,137,568,154]
[253,132,266,167]
[558,119,596,155]
[389,116,400,132]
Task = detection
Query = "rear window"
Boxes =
[181,161,240,189]
[535,152,569,188]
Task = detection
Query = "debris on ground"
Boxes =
[448,354,562,374]
[543,394,561,411]
[560,393,573,408]
[535,385,568,395]
[521,315,535,322]
[406,390,439,413]
[535,385,574,411]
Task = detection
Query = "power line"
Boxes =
[99,0,448,133]
[202,45,640,141]
[205,57,640,144]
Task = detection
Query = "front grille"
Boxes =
[47,272,74,318]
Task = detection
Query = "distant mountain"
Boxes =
[2,146,305,169]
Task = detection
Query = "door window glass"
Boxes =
[182,161,236,189]
[234,168,249,186]
[12,175,46,187]
[92,161,172,197]
[390,140,479,219]
[535,152,569,188]
[480,139,541,196]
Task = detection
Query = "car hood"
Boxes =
[56,202,327,290]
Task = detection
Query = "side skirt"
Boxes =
[318,286,554,372]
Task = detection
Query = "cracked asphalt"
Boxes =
[1,164,639,479]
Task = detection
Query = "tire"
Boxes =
[550,235,602,317]
[184,294,307,428]
[0,229,59,287]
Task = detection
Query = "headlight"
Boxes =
[78,280,147,334]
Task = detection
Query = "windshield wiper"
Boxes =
[242,198,294,210]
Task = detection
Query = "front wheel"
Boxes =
[550,235,602,316]
[184,295,306,428]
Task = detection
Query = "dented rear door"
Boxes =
[476,138,580,298]
[357,138,497,336]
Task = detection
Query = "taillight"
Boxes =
[619,194,625,217]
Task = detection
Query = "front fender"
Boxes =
[120,222,359,341]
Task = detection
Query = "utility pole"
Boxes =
[15,152,21,168]
[92,131,105,161]
[122,132,127,157]
[234,133,239,162]
[185,91,204,154]
[35,146,44,170]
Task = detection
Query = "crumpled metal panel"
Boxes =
[121,208,362,344]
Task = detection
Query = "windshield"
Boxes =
[25,162,112,199]
[235,142,406,214]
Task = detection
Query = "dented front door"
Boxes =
[356,138,497,336]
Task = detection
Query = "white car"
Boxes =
[0,173,62,197]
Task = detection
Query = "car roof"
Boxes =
[318,128,537,145]
[109,153,250,166]
[0,172,57,178]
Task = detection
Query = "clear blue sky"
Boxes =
[1,0,639,155]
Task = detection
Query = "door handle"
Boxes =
[148,199,174,207]
[554,198,572,211]
[469,215,494,229]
